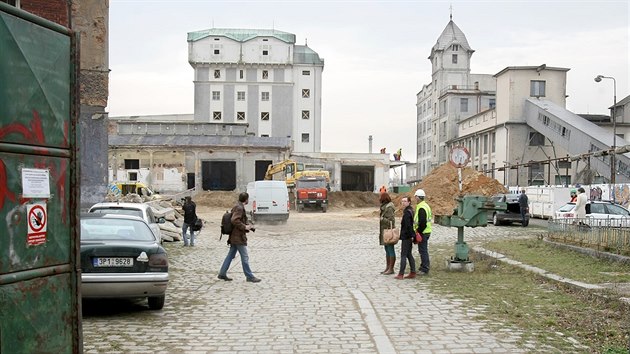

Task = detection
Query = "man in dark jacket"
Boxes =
[518,189,529,227]
[217,192,261,283]
[182,196,197,246]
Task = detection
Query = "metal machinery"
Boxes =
[434,195,506,271]
[264,159,330,189]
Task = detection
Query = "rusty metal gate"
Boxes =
[0,3,81,353]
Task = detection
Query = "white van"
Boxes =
[246,181,290,222]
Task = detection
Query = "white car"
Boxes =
[554,200,630,227]
[88,202,165,242]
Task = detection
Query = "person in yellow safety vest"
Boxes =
[413,189,432,275]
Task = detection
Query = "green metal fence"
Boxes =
[547,219,630,256]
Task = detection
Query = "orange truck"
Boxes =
[295,176,329,213]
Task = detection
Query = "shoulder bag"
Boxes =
[383,220,400,245]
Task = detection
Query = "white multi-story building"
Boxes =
[416,18,496,179]
[187,28,324,153]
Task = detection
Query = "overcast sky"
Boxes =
[107,0,629,163]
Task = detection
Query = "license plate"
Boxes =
[93,257,133,267]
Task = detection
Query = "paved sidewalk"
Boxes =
[82,209,550,353]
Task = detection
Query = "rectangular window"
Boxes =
[261,92,269,101]
[440,100,447,116]
[529,132,545,146]
[237,91,245,101]
[237,112,245,121]
[452,54,458,64]
[557,160,571,169]
[302,70,310,75]
[460,98,468,112]
[489,98,496,109]
[301,133,310,143]
[302,110,310,119]
[212,91,220,100]
[530,80,546,97]
[491,133,496,153]
[452,44,459,51]
[214,70,220,79]
[262,70,268,79]
[262,50,269,55]
[214,49,220,54]
[302,89,310,98]
[124,159,139,169]
[213,111,222,120]
[239,70,244,79]
[261,112,269,121]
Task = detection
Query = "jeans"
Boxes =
[399,238,415,274]
[384,244,395,257]
[182,222,195,246]
[417,233,430,273]
[219,244,255,280]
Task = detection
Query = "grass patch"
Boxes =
[483,238,630,284]
[423,246,630,353]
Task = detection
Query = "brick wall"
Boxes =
[20,0,69,27]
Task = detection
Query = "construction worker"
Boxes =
[413,189,432,275]
[379,185,387,194]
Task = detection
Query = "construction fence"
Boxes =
[548,219,630,256]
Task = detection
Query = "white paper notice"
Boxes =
[22,168,51,198]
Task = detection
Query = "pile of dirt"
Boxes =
[328,191,379,209]
[392,163,507,216]
[194,191,240,208]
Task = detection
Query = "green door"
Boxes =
[0,3,80,353]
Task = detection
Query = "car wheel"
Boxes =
[523,219,529,227]
[322,205,327,213]
[493,213,500,226]
[298,205,303,213]
[148,295,165,310]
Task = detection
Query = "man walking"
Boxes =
[181,196,197,246]
[413,189,432,276]
[518,189,529,227]
[218,192,261,283]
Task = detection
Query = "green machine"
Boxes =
[435,195,506,271]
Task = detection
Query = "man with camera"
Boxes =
[217,192,261,283]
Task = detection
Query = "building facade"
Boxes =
[187,28,324,153]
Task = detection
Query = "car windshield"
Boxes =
[81,218,155,241]
[558,203,576,212]
[90,207,143,219]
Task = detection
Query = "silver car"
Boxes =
[88,202,165,243]
[80,214,169,310]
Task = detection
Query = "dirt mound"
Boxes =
[392,163,507,216]
[194,191,240,208]
[329,191,379,209]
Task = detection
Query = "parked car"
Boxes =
[88,202,165,243]
[487,193,529,226]
[554,200,630,227]
[80,213,169,309]
[245,180,290,222]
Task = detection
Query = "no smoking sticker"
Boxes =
[27,203,47,246]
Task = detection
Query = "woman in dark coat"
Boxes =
[394,196,416,279]
[379,192,396,274]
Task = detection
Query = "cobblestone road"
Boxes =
[82,207,547,353]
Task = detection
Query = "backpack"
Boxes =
[192,217,203,232]
[220,210,233,239]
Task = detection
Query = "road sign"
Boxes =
[450,146,470,168]
[27,203,47,246]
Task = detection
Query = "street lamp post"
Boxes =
[595,75,617,202]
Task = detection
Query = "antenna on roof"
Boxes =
[305,38,308,47]
[449,3,453,20]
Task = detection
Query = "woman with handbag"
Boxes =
[379,192,396,274]
[394,196,416,279]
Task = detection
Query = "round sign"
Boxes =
[28,204,47,232]
[449,146,470,168]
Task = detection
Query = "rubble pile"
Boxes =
[393,163,507,215]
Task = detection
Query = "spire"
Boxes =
[449,4,453,21]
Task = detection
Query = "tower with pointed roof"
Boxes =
[415,17,496,179]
